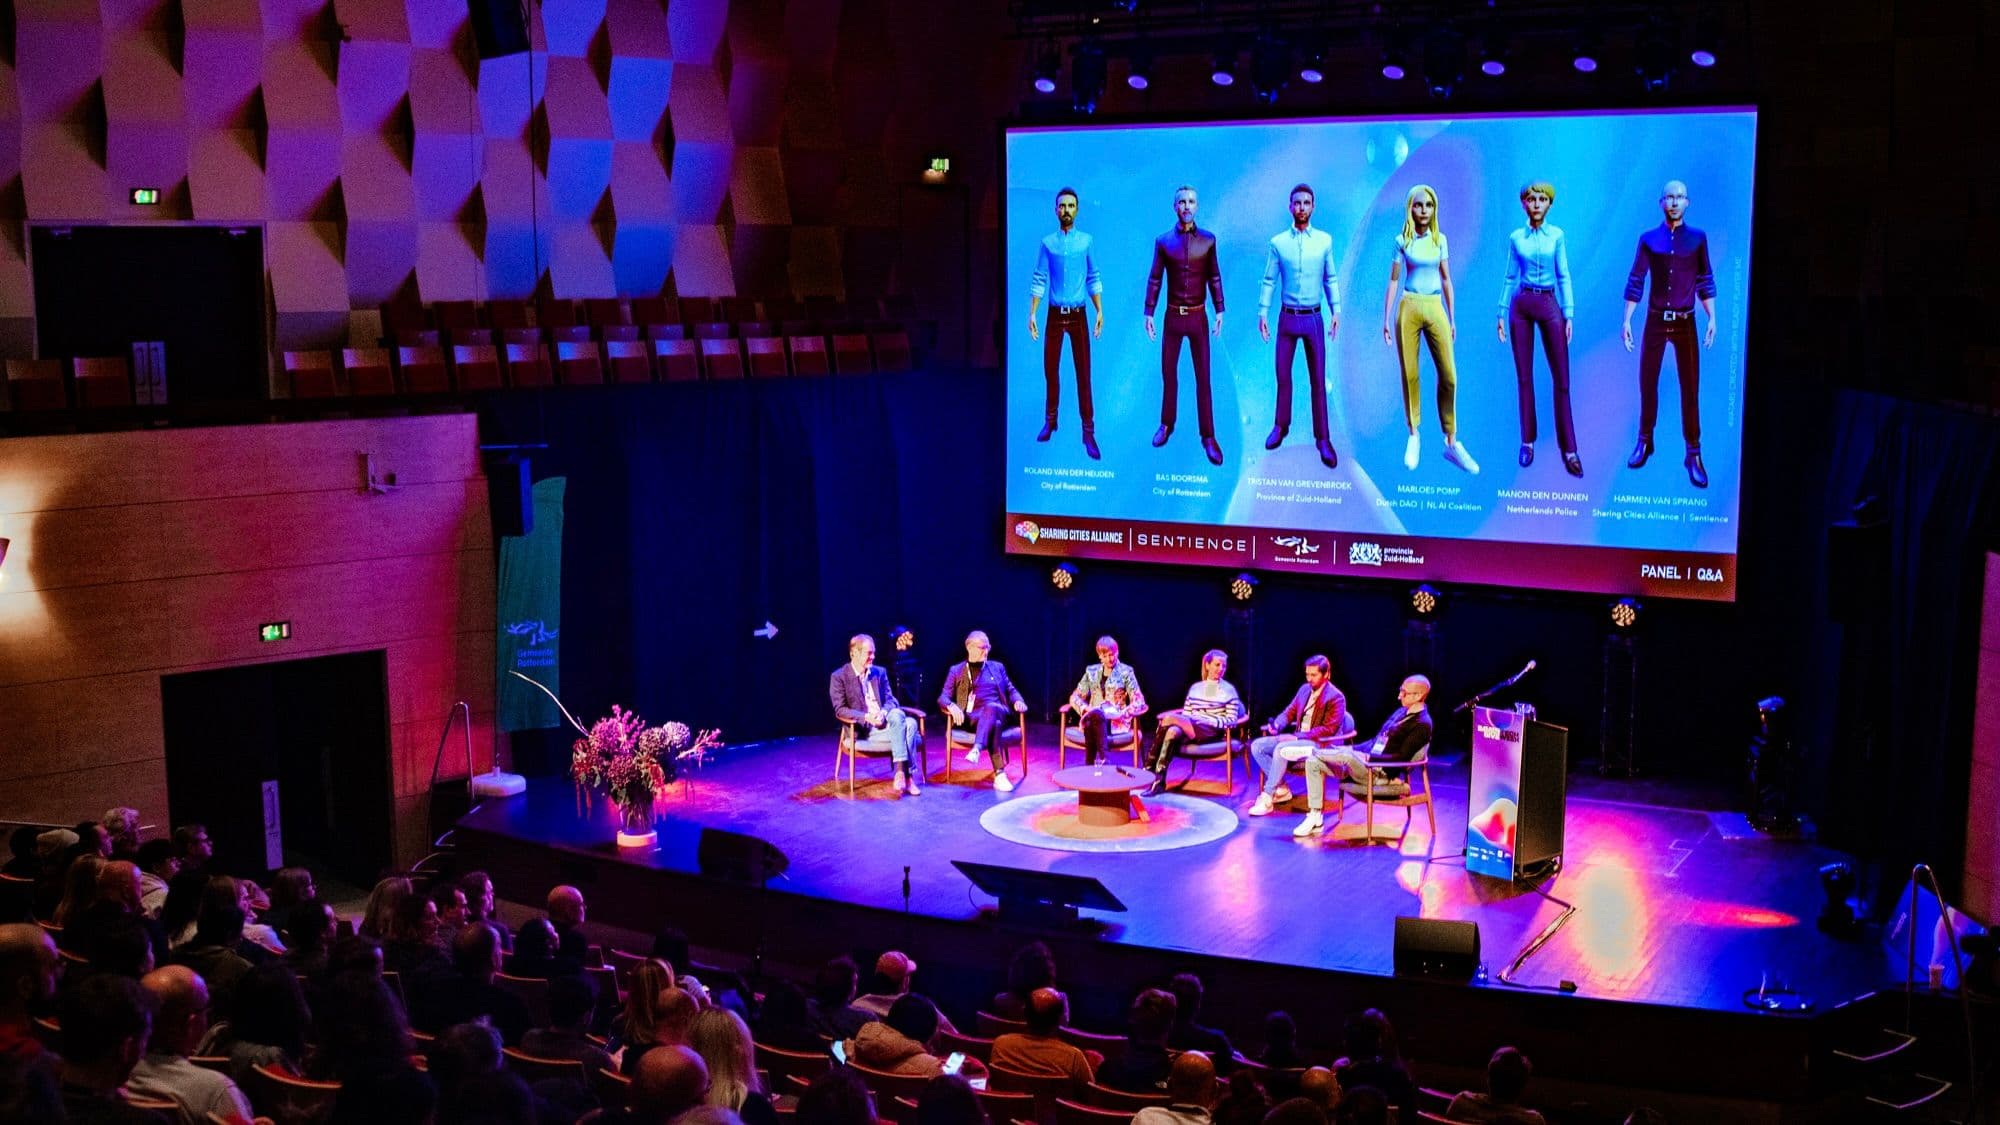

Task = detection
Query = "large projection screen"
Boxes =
[1003,107,1755,601]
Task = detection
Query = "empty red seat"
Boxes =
[644,322,686,342]
[396,328,441,348]
[831,334,873,375]
[554,341,603,385]
[536,297,578,329]
[501,327,544,347]
[487,299,533,331]
[343,348,397,395]
[379,299,429,341]
[787,336,829,376]
[679,297,721,325]
[548,325,592,344]
[452,344,501,390]
[5,358,67,410]
[690,322,733,341]
[584,298,632,328]
[433,300,480,335]
[399,345,451,393]
[604,340,652,383]
[653,339,701,382]
[631,296,677,326]
[505,343,553,387]
[871,331,912,373]
[284,350,339,398]
[75,357,134,408]
[701,338,744,380]
[744,337,788,378]
[598,324,641,342]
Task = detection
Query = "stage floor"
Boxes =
[461,730,1897,1017]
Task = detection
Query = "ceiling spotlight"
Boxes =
[1380,27,1409,81]
[1410,584,1441,618]
[1689,11,1720,67]
[1230,572,1260,602]
[1032,42,1060,94]
[1478,38,1508,77]
[1298,43,1327,84]
[1071,40,1107,114]
[1210,47,1237,87]
[1610,597,1641,630]
[1126,43,1153,90]
[1421,29,1464,99]
[1571,29,1601,74]
[1250,34,1289,105]
[1051,562,1077,591]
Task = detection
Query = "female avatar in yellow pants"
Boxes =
[1381,184,1478,474]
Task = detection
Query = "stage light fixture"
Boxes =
[1032,42,1060,94]
[1126,43,1154,90]
[1230,572,1260,602]
[1051,562,1077,591]
[1410,584,1441,617]
[1071,40,1107,113]
[1298,43,1327,84]
[1571,29,1601,73]
[1478,37,1508,77]
[1635,22,1676,91]
[1421,30,1464,99]
[1609,597,1641,630]
[1210,47,1238,87]
[1249,34,1289,104]
[891,625,915,652]
[1689,10,1719,67]
[1380,29,1409,81]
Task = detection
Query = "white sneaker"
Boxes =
[1272,785,1293,803]
[964,748,982,763]
[1292,811,1325,837]
[1404,434,1420,470]
[1444,439,1480,475]
[1248,794,1274,817]
[993,773,1016,792]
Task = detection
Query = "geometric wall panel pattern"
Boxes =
[0,0,1018,356]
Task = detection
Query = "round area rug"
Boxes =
[978,792,1240,853]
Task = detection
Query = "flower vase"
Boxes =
[615,797,657,848]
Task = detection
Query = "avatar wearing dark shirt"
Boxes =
[1145,186,1226,466]
[1621,179,1719,488]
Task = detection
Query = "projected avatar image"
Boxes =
[1383,185,1477,475]
[1144,186,1227,466]
[1621,179,1719,489]
[1027,186,1105,460]
[1255,183,1341,469]
[1497,181,1581,477]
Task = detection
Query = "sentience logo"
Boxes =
[1013,519,1041,544]
[1347,541,1383,567]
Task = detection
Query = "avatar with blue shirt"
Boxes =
[1027,187,1105,460]
[1496,180,1582,477]
[1381,184,1478,475]
[1256,183,1342,470]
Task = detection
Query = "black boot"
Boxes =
[1037,419,1056,442]
[1626,435,1653,469]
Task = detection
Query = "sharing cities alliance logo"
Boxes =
[1013,519,1040,544]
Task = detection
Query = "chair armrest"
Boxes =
[1368,757,1423,772]
[1058,703,1076,714]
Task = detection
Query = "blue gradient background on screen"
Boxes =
[1004,108,1755,553]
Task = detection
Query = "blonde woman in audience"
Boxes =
[357,875,412,941]
[689,1007,780,1125]
[610,960,681,1064]
[52,855,105,928]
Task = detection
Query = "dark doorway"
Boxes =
[161,651,393,888]
[30,225,266,404]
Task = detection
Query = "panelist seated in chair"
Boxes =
[1068,636,1147,766]
[1248,655,1349,816]
[831,633,925,796]
[1295,675,1433,838]
[940,630,1030,792]
[1142,650,1247,796]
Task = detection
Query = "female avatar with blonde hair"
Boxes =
[1381,185,1477,473]
[1498,180,1580,476]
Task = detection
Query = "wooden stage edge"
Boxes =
[454,734,1898,1109]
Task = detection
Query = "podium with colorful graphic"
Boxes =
[1466,705,1570,882]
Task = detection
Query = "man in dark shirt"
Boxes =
[1620,179,1719,488]
[1098,987,1177,1093]
[1164,973,1235,1075]
[1296,676,1435,838]
[940,631,1031,791]
[412,921,532,1046]
[57,973,169,1124]
[1146,186,1227,465]
[520,975,617,1076]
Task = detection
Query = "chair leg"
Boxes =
[1424,795,1437,840]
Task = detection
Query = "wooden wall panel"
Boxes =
[0,415,493,870]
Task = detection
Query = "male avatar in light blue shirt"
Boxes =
[1027,187,1105,460]
[1256,183,1342,469]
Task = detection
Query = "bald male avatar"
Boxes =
[1145,186,1227,466]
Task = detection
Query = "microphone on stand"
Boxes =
[1507,659,1537,686]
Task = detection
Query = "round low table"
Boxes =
[1050,764,1156,827]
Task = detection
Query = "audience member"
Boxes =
[1445,1047,1546,1125]
[990,987,1093,1088]
[650,927,730,1012]
[68,861,168,967]
[752,980,823,1051]
[169,826,211,877]
[1264,1100,1329,1125]
[808,956,872,1040]
[1168,973,1237,1074]
[328,1065,437,1125]
[126,965,255,1125]
[1333,1086,1389,1125]
[164,885,253,1019]
[0,1051,64,1122]
[310,969,414,1082]
[460,871,514,953]
[1135,1050,1219,1125]
[615,1044,711,1125]
[52,854,106,928]
[235,880,286,954]
[430,1020,538,1125]
[1297,1068,1340,1115]
[76,914,156,981]
[431,881,470,950]
[29,830,77,920]
[842,993,961,1078]
[504,916,582,979]
[134,841,177,919]
[382,890,450,980]
[2,827,40,879]
[102,808,143,861]
[689,1007,779,1125]
[155,870,207,951]
[1098,987,1177,1093]
[796,1065,876,1125]
[413,922,532,1046]
[522,973,616,1075]
[262,867,315,938]
[610,960,677,1058]
[1261,1011,1307,1069]
[916,1073,990,1125]
[0,923,60,1063]
[546,885,589,960]
[429,1018,505,1092]
[1333,1011,1413,1113]
[282,896,338,977]
[853,950,922,1019]
[57,972,167,1124]
[619,986,698,1075]
[359,875,412,943]
[73,822,114,861]
[1211,1069,1271,1125]
[194,961,309,1084]
[992,941,1057,1021]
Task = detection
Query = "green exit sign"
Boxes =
[259,622,291,643]
[928,157,950,174]
[130,188,160,205]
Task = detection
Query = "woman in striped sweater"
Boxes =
[1144,649,1247,796]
